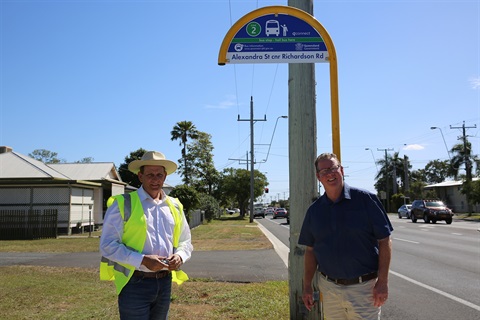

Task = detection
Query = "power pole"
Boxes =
[450,121,476,182]
[377,148,393,212]
[287,1,319,319]
[238,96,266,223]
[450,121,477,213]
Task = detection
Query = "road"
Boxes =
[257,214,480,320]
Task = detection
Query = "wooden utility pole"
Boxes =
[287,1,320,319]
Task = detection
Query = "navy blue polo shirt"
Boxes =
[298,183,393,279]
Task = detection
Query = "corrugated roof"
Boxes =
[425,177,479,188]
[50,163,121,181]
[0,151,70,179]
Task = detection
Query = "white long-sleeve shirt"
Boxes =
[99,186,193,272]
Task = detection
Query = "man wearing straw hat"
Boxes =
[100,151,193,320]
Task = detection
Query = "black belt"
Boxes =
[133,270,170,279]
[319,271,378,286]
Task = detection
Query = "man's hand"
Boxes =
[302,286,315,311]
[167,254,183,271]
[141,255,170,271]
[373,279,388,307]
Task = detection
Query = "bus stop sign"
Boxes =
[218,6,331,65]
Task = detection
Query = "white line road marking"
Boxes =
[393,237,419,244]
[390,270,480,312]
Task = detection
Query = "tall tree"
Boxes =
[450,140,477,181]
[29,149,64,164]
[185,131,219,195]
[170,121,199,185]
[424,159,452,184]
[218,168,268,218]
[118,148,148,188]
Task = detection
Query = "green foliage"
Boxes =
[29,149,64,164]
[424,159,452,184]
[75,157,94,163]
[217,168,268,217]
[170,120,199,185]
[118,148,148,188]
[461,180,480,214]
[197,193,220,222]
[169,184,199,220]
[185,131,219,195]
[391,193,406,210]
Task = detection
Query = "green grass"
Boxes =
[0,215,289,320]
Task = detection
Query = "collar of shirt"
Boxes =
[321,183,352,205]
[137,186,167,204]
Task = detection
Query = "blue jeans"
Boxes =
[118,273,172,320]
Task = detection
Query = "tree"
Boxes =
[118,148,148,188]
[424,160,452,184]
[29,149,64,164]
[185,131,219,195]
[169,184,199,222]
[170,121,199,185]
[217,168,268,218]
[197,193,220,222]
[450,139,479,213]
[75,157,94,163]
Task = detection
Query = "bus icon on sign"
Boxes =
[265,20,280,36]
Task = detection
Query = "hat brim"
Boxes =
[128,159,177,175]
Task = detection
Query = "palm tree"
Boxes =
[450,141,477,181]
[171,121,199,185]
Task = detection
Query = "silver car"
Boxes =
[397,204,412,219]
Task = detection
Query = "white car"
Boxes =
[397,204,412,219]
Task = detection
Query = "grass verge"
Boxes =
[0,215,289,319]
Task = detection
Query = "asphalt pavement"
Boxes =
[0,227,289,283]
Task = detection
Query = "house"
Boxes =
[424,178,480,213]
[0,146,126,235]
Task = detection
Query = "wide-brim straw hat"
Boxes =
[128,151,177,175]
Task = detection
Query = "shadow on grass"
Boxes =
[216,215,249,221]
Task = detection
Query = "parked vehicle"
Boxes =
[273,208,288,219]
[410,200,454,224]
[397,204,412,219]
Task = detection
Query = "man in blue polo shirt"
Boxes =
[299,153,393,319]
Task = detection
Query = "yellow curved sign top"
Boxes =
[218,5,341,159]
[218,6,336,66]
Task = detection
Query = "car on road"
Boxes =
[265,207,275,215]
[253,207,265,218]
[410,199,454,224]
[397,204,412,219]
[273,208,288,219]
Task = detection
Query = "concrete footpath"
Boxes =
[0,222,289,283]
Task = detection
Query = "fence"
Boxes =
[189,210,203,229]
[0,209,58,240]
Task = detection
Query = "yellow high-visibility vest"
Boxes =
[100,191,188,295]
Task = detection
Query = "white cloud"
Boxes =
[205,95,237,109]
[404,144,424,151]
[469,77,480,89]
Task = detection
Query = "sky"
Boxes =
[1,0,479,202]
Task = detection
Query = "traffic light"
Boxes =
[265,188,269,193]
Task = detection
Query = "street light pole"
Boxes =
[262,115,288,162]
[430,126,451,160]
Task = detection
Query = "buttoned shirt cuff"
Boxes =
[127,251,145,269]
[174,251,189,263]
